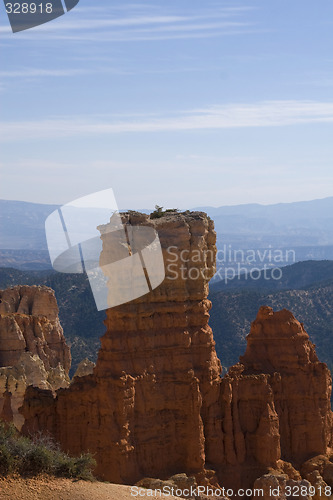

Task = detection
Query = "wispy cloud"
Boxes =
[0,68,87,78]
[42,29,258,43]
[0,66,129,79]
[1,100,333,143]
[0,4,257,42]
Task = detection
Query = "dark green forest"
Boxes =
[1,260,333,376]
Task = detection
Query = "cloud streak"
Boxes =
[0,4,256,42]
[0,68,87,78]
[1,100,333,143]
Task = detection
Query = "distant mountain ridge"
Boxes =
[1,197,333,270]
[202,196,333,248]
[210,259,333,293]
[194,196,333,218]
[0,200,58,250]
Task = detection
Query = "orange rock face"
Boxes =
[20,213,333,490]
[0,285,71,428]
[214,369,281,491]
[213,306,333,490]
[22,212,221,483]
[0,285,71,372]
[240,306,333,465]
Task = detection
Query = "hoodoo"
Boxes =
[19,212,333,492]
[0,285,71,429]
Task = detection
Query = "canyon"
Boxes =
[1,211,332,495]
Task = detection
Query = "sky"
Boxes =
[0,0,333,209]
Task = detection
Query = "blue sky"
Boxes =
[0,0,333,209]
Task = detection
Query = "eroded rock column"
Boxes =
[22,211,221,483]
[0,285,71,428]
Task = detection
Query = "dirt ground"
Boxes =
[0,476,182,500]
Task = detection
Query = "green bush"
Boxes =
[17,443,54,476]
[150,205,180,219]
[0,443,15,476]
[0,421,96,480]
[54,452,95,480]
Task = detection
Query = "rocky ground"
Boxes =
[0,476,180,500]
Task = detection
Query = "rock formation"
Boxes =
[214,305,333,490]
[240,306,332,466]
[301,455,333,498]
[18,212,333,493]
[0,285,71,428]
[21,211,221,483]
[73,358,95,379]
[0,286,71,371]
[215,367,281,490]
[253,474,312,500]
[136,472,228,500]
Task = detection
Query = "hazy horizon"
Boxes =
[1,194,333,211]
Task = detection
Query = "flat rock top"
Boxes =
[0,477,182,500]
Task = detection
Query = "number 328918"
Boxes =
[5,3,53,14]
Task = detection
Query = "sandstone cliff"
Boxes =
[0,285,71,371]
[21,211,220,483]
[215,306,333,491]
[240,306,332,465]
[19,212,333,493]
[0,285,71,428]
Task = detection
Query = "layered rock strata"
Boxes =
[22,212,221,483]
[0,285,71,428]
[0,285,71,371]
[240,306,332,465]
[19,212,333,491]
[214,306,332,490]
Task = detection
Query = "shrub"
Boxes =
[17,442,54,476]
[0,420,96,480]
[54,452,96,480]
[0,443,15,476]
[150,205,180,219]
